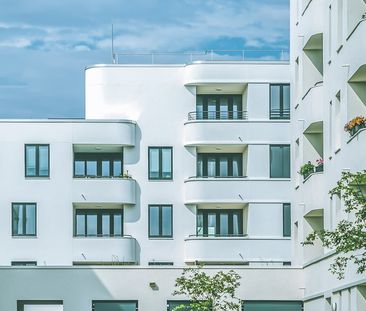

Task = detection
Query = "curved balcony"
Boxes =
[72,236,137,264]
[184,119,291,146]
[300,83,324,129]
[72,177,136,205]
[301,172,325,215]
[184,236,291,263]
[71,120,136,146]
[184,177,290,204]
[300,0,323,46]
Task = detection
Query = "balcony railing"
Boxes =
[269,109,290,120]
[188,175,247,179]
[188,111,248,121]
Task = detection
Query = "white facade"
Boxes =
[291,0,366,310]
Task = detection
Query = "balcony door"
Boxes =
[196,95,242,120]
[197,153,242,177]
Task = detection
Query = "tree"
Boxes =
[172,265,241,311]
[303,170,366,279]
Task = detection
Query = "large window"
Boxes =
[196,95,243,120]
[283,203,291,237]
[148,147,173,180]
[74,209,123,237]
[270,84,290,119]
[148,205,173,238]
[17,301,63,311]
[197,209,243,236]
[92,301,138,311]
[242,301,303,311]
[12,203,36,236]
[270,145,290,178]
[74,152,122,178]
[25,144,49,177]
[197,153,242,177]
[167,301,201,311]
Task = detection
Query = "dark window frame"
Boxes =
[197,153,243,177]
[25,144,50,177]
[74,208,124,237]
[73,152,123,178]
[148,147,173,180]
[269,144,291,178]
[148,204,173,238]
[283,203,291,237]
[242,300,303,311]
[12,203,37,237]
[17,300,63,311]
[269,84,290,120]
[11,261,37,266]
[196,94,243,120]
[196,209,243,236]
[92,300,138,311]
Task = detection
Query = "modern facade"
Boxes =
[0,1,365,310]
[291,0,366,310]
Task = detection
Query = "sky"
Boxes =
[0,0,289,118]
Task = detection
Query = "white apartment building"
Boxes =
[0,1,365,310]
[0,61,305,310]
[291,0,366,310]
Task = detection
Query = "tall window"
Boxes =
[25,144,49,177]
[197,153,242,177]
[74,209,123,237]
[283,203,291,237]
[74,152,122,178]
[197,209,243,236]
[12,203,36,236]
[270,145,290,178]
[148,147,173,180]
[92,301,138,311]
[270,84,290,119]
[196,95,243,120]
[148,205,173,238]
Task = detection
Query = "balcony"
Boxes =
[301,172,325,215]
[72,236,138,264]
[300,83,324,128]
[184,236,291,264]
[184,177,290,204]
[184,119,291,146]
[300,0,323,45]
[71,120,136,146]
[72,177,136,204]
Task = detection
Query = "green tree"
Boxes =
[303,170,366,279]
[172,265,241,311]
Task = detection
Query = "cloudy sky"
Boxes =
[0,0,289,118]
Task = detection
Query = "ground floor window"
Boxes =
[167,301,201,311]
[92,300,138,311]
[17,301,63,311]
[242,301,303,311]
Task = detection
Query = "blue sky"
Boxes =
[0,0,289,118]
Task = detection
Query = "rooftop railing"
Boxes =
[112,49,289,64]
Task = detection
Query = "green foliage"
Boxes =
[172,265,241,311]
[299,161,315,176]
[303,170,366,279]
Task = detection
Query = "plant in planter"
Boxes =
[315,158,324,172]
[299,161,315,179]
[344,116,366,136]
[119,170,132,179]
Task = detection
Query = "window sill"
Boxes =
[148,237,174,240]
[25,177,50,180]
[12,235,37,239]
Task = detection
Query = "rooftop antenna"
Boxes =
[111,24,116,64]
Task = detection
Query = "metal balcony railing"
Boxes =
[188,175,247,179]
[188,111,248,121]
[269,109,290,120]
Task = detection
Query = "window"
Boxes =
[148,205,173,238]
[17,301,63,311]
[12,203,36,236]
[196,95,243,120]
[197,209,243,236]
[283,203,291,237]
[270,84,290,119]
[74,209,123,237]
[92,300,137,311]
[11,261,37,266]
[25,144,49,177]
[270,145,290,178]
[197,153,242,177]
[167,301,201,311]
[74,152,122,178]
[148,147,173,180]
[242,301,303,311]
